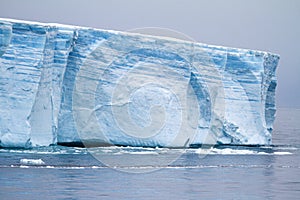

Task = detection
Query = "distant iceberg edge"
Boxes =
[0,18,279,148]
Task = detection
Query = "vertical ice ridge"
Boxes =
[262,53,279,135]
[0,21,47,147]
[29,26,78,146]
[57,29,82,143]
[29,26,56,146]
[50,28,77,145]
[0,21,12,57]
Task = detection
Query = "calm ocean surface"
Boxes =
[0,108,299,200]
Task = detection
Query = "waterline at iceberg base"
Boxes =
[0,18,279,148]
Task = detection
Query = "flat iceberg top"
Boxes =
[0,18,279,148]
[0,18,279,57]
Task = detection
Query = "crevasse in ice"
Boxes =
[0,18,279,148]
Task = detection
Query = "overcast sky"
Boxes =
[1,0,299,108]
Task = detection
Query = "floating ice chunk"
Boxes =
[20,158,45,165]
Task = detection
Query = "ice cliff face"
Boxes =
[0,18,279,148]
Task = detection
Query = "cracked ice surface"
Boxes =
[0,18,279,148]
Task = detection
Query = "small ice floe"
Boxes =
[273,151,292,155]
[20,158,45,165]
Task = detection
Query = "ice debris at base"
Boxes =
[0,18,279,148]
[20,158,45,165]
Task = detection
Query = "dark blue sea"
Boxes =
[0,108,299,199]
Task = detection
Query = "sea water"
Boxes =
[0,108,299,199]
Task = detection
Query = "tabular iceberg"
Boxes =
[0,18,279,148]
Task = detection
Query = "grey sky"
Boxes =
[0,0,299,108]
